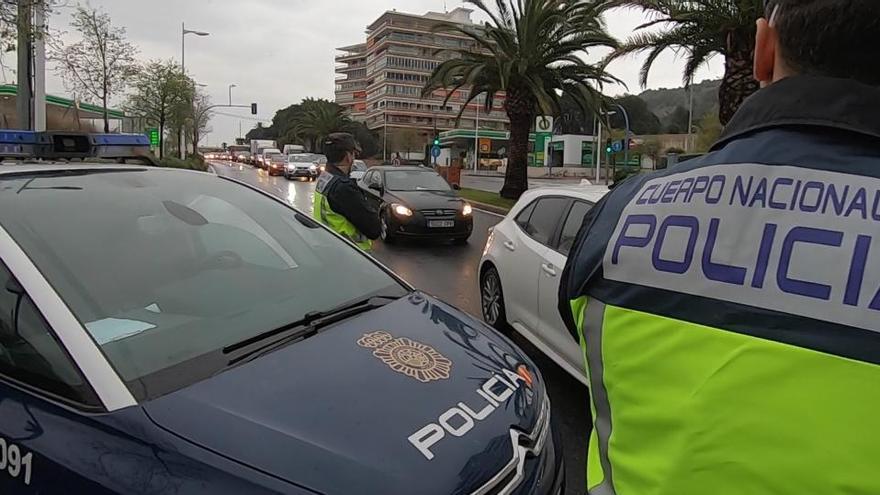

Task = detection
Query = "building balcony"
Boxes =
[335,53,366,63]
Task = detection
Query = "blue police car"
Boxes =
[0,135,562,494]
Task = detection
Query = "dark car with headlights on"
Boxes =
[266,152,287,176]
[0,160,561,495]
[360,166,473,244]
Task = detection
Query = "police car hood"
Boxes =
[143,293,545,495]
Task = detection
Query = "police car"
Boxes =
[0,132,562,494]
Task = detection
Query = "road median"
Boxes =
[459,188,515,215]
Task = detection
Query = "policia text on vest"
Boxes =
[610,163,880,329]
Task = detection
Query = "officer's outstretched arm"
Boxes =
[327,181,382,240]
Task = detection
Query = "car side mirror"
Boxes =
[368,182,384,195]
[452,183,461,191]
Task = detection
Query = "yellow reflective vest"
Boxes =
[313,172,372,251]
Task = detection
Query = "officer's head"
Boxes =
[755,0,880,87]
[323,133,361,172]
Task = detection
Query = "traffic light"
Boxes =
[605,138,613,154]
[433,136,440,146]
[251,103,258,115]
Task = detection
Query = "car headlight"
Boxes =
[462,203,473,216]
[310,164,317,171]
[392,203,413,217]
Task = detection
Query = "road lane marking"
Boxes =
[473,208,505,218]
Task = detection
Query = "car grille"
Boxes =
[470,395,551,495]
[421,208,458,218]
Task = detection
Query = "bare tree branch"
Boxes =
[49,4,137,132]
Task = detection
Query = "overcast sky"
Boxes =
[33,0,722,146]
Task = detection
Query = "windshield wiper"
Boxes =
[223,295,401,366]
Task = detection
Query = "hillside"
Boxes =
[638,79,720,120]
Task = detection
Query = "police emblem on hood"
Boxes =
[358,331,452,383]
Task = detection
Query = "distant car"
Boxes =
[285,154,319,180]
[0,161,561,495]
[260,148,282,170]
[479,185,609,384]
[236,151,252,163]
[349,160,368,181]
[360,166,473,245]
[283,144,306,155]
[266,153,286,176]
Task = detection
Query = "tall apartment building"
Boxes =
[334,8,510,149]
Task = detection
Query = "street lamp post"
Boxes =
[228,84,237,106]
[613,104,632,170]
[181,22,210,158]
[686,81,694,151]
[595,110,617,184]
[473,96,480,172]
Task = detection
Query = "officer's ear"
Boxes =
[754,17,777,86]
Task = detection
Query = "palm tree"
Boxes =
[424,0,620,199]
[294,101,353,152]
[606,0,763,124]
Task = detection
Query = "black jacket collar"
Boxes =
[326,163,348,178]
[714,75,880,150]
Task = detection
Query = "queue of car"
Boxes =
[0,132,562,495]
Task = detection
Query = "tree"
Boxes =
[425,0,620,199]
[557,94,597,135]
[664,105,690,134]
[606,0,762,124]
[50,5,138,133]
[190,90,212,155]
[125,60,192,159]
[389,128,424,156]
[695,111,722,151]
[245,122,275,141]
[350,122,380,159]
[611,95,661,135]
[636,138,662,168]
[294,101,353,151]
[0,1,61,51]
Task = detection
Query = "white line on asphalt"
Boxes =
[474,208,506,218]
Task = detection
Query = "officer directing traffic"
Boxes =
[560,0,880,493]
[313,133,381,250]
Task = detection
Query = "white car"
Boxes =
[349,160,368,181]
[479,185,609,384]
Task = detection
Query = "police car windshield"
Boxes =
[385,170,450,191]
[0,169,408,400]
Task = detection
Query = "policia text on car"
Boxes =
[559,0,880,494]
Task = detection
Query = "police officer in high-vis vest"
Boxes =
[313,133,381,250]
[559,1,880,493]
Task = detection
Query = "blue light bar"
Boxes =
[0,131,157,163]
[90,134,150,147]
[0,130,45,144]
[0,129,51,157]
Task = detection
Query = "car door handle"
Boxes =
[503,241,516,252]
[541,263,557,277]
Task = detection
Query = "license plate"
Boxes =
[428,220,455,228]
